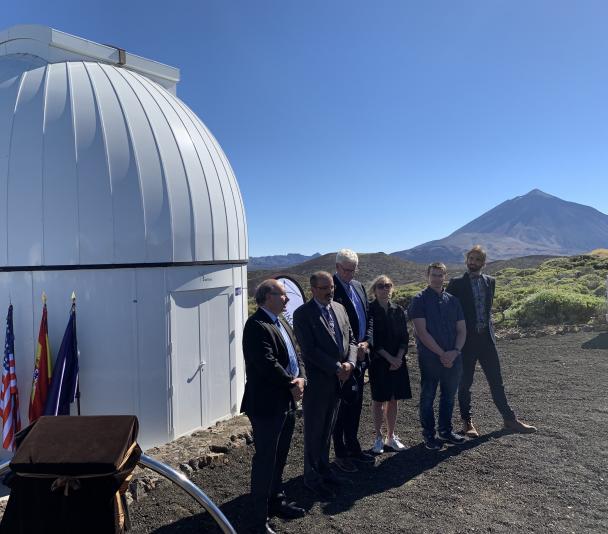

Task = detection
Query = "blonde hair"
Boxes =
[369,274,394,299]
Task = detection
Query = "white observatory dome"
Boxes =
[0,26,249,451]
[0,25,247,267]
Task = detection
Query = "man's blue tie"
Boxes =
[322,306,342,348]
[275,319,299,377]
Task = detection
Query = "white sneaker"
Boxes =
[372,435,384,454]
[385,435,406,451]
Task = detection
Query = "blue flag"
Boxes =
[44,304,79,416]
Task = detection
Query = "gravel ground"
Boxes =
[129,331,608,533]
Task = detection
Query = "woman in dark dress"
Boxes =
[368,275,412,454]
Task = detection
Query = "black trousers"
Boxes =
[332,366,365,458]
[303,382,339,485]
[458,330,516,422]
[248,410,296,526]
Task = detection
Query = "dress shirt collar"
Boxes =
[335,273,351,291]
[313,298,332,311]
[260,306,278,323]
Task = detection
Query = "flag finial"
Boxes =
[71,291,76,303]
[42,292,47,305]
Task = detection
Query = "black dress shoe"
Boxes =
[304,480,336,500]
[269,500,306,519]
[349,451,376,464]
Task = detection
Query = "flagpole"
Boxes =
[72,291,80,416]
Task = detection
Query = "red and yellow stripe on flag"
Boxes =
[29,302,52,423]
[2,304,21,450]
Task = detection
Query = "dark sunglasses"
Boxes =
[376,283,393,290]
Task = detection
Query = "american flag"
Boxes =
[1,304,21,450]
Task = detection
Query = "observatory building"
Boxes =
[0,25,248,451]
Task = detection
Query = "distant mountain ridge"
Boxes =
[392,189,608,264]
[247,252,435,295]
[248,252,321,271]
[247,252,555,297]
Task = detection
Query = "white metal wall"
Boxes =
[0,263,247,459]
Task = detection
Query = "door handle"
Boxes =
[187,361,207,383]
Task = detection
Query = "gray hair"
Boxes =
[336,248,359,265]
[254,279,278,305]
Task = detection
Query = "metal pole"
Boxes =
[137,454,236,534]
[0,456,236,534]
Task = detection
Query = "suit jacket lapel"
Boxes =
[353,281,366,312]
[330,302,344,352]
[464,272,475,305]
[482,274,492,315]
[309,301,335,342]
[259,308,288,354]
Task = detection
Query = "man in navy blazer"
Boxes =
[446,245,536,438]
[293,271,358,500]
[331,249,374,472]
[241,279,307,534]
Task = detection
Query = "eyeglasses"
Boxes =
[339,265,358,274]
[376,283,393,290]
[313,285,334,291]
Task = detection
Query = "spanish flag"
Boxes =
[29,300,52,423]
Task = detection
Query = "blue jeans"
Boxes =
[418,353,463,437]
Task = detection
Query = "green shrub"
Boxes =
[593,285,607,298]
[248,297,257,317]
[392,283,424,309]
[507,289,604,327]
[579,273,603,292]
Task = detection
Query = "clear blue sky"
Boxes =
[4,1,608,256]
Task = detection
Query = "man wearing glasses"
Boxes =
[331,249,374,472]
[241,279,307,534]
[293,271,358,500]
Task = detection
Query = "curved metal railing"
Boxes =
[0,455,236,534]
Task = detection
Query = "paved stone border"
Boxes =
[127,415,253,505]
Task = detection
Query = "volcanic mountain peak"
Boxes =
[393,189,608,264]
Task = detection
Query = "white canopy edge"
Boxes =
[0,24,180,94]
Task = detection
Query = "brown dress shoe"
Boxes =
[462,419,479,438]
[503,418,537,433]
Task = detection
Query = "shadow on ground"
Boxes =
[581,332,608,350]
[148,430,507,533]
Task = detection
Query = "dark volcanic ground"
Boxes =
[130,331,608,533]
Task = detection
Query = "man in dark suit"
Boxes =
[241,279,307,534]
[446,245,537,438]
[331,249,374,472]
[293,271,358,500]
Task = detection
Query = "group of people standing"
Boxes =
[241,246,536,534]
